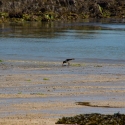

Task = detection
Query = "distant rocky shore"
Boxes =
[0,0,125,22]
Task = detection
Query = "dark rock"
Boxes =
[0,1,2,6]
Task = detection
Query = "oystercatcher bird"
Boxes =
[62,58,75,66]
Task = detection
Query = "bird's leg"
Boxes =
[68,62,70,66]
[62,63,64,66]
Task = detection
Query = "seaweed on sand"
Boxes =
[56,113,125,125]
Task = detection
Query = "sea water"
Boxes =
[0,19,125,63]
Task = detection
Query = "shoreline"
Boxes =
[0,59,125,125]
[1,57,125,65]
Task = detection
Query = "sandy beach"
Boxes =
[0,59,125,125]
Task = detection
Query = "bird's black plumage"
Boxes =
[62,58,75,66]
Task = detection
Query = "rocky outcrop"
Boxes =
[0,0,125,21]
[56,113,125,125]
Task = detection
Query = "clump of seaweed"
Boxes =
[94,65,102,67]
[76,101,120,108]
[0,59,3,62]
[56,112,125,125]
[43,78,49,80]
[71,63,81,67]
[30,93,44,96]
[18,91,22,94]
[26,79,31,82]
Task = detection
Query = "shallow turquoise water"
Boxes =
[0,19,125,63]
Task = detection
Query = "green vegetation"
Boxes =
[98,4,103,15]
[0,12,9,18]
[42,12,55,21]
[43,78,49,80]
[76,102,90,106]
[36,93,44,95]
[71,63,87,67]
[103,10,111,18]
[26,79,31,82]
[30,93,44,96]
[0,60,3,62]
[23,14,31,21]
[71,63,81,67]
[18,91,22,94]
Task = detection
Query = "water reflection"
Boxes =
[0,19,125,62]
[0,19,124,38]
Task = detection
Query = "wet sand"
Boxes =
[0,59,125,125]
